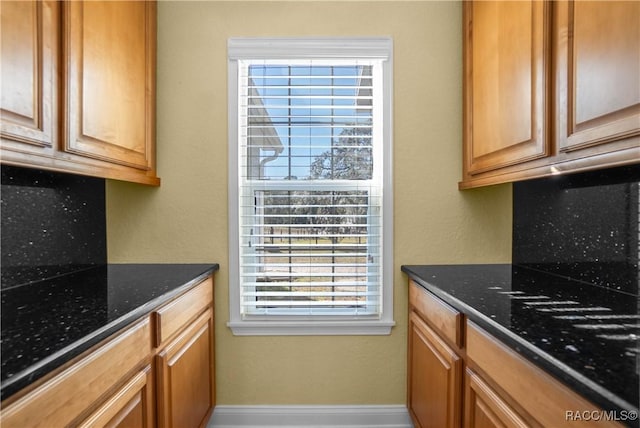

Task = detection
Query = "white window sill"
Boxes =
[227,320,396,336]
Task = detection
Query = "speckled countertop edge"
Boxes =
[0,264,218,400]
[402,264,639,419]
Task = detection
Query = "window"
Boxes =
[228,38,393,335]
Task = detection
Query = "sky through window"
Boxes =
[247,64,373,180]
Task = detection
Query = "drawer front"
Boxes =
[409,279,462,347]
[1,318,151,428]
[466,321,623,428]
[465,368,531,428]
[75,365,154,428]
[154,276,213,346]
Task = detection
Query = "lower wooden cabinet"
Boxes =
[464,368,530,428]
[466,322,623,428]
[76,365,155,428]
[407,280,624,428]
[0,319,151,428]
[156,310,215,428]
[0,275,215,428]
[408,311,463,428]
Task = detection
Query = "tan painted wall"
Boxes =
[106,0,512,405]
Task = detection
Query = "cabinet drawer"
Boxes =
[0,318,151,428]
[466,321,622,428]
[465,368,531,428]
[154,277,213,346]
[409,280,462,347]
[75,365,154,428]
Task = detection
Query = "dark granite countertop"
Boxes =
[402,264,639,424]
[0,263,219,400]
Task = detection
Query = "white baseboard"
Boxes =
[207,405,413,428]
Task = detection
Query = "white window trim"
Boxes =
[227,37,394,335]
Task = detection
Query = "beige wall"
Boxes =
[106,1,512,405]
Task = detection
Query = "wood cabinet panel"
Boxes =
[76,365,154,428]
[466,321,623,428]
[64,0,155,170]
[461,0,639,189]
[408,312,462,428]
[0,274,215,428]
[154,277,214,347]
[156,310,215,428]
[0,319,151,428]
[406,279,627,428]
[464,368,531,428]
[556,0,640,152]
[0,0,159,185]
[0,0,58,150]
[409,280,463,347]
[464,0,550,175]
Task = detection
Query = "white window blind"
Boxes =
[228,38,393,334]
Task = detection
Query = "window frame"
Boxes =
[227,38,394,335]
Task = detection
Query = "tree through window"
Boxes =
[228,38,393,334]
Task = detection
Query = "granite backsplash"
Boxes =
[513,164,640,296]
[1,165,107,289]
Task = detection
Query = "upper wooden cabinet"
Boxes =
[64,1,155,171]
[461,0,640,189]
[0,0,159,186]
[555,0,640,153]
[0,0,58,153]
[463,0,550,176]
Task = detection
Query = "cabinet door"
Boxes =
[156,310,215,428]
[63,1,155,171]
[408,312,462,428]
[555,1,640,153]
[0,0,58,151]
[75,365,154,428]
[463,1,550,175]
[464,369,530,428]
